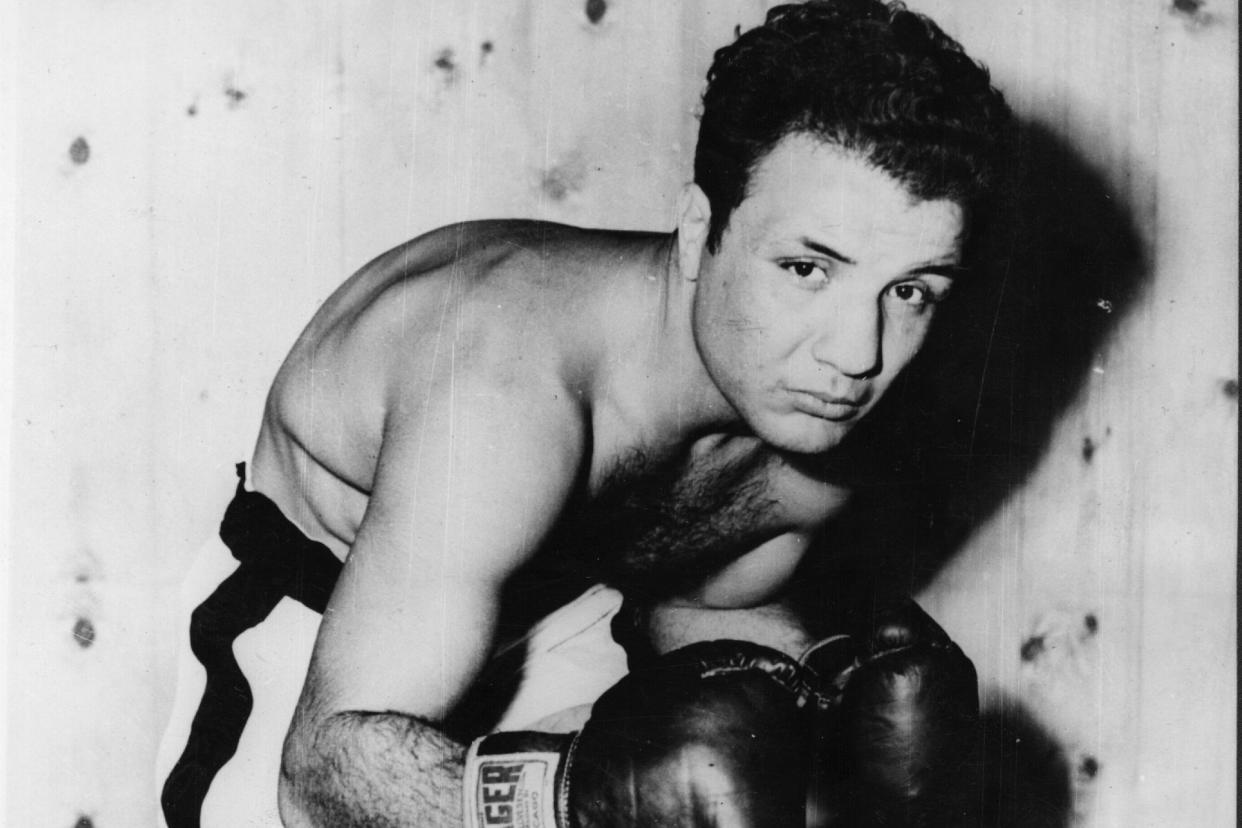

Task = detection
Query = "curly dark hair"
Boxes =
[694,0,1011,251]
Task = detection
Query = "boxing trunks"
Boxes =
[156,464,627,828]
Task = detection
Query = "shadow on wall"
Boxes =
[796,116,1147,597]
[790,118,1148,825]
[977,696,1075,828]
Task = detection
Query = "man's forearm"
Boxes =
[280,710,466,828]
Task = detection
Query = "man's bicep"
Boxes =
[304,379,584,722]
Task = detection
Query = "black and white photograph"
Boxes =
[2,1,1236,826]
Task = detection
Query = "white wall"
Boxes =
[5,1,1236,826]
[917,3,1237,825]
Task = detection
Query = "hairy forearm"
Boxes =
[281,710,466,828]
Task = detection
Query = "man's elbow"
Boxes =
[277,776,311,828]
[275,704,465,826]
[277,718,326,827]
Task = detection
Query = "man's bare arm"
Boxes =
[643,532,819,659]
[281,710,465,826]
[278,369,583,828]
[646,600,816,658]
[279,568,495,827]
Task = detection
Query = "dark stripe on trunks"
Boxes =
[161,463,343,828]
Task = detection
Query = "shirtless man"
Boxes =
[158,2,1010,826]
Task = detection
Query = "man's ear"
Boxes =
[676,183,711,283]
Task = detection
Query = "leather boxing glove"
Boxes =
[463,639,825,828]
[801,597,981,828]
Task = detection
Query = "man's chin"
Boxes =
[755,414,854,456]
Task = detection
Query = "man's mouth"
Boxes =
[787,388,870,420]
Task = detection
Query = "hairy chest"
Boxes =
[541,437,842,597]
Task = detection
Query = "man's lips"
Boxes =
[787,387,870,420]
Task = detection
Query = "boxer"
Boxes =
[158,2,1010,825]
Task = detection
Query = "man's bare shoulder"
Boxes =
[326,219,658,316]
[352,219,657,289]
[259,220,665,503]
[280,219,656,366]
[330,220,666,388]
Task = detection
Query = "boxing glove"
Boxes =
[463,639,825,828]
[801,597,981,827]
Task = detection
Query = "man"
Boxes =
[158,2,1010,825]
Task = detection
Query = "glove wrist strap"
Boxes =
[463,731,575,828]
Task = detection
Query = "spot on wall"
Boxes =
[186,103,198,117]
[69,137,90,165]
[1170,0,1218,26]
[480,41,494,64]
[1081,436,1096,463]
[224,85,248,108]
[73,546,102,587]
[585,0,607,24]
[1078,754,1100,780]
[75,816,94,828]
[540,158,587,201]
[1083,613,1098,635]
[1020,634,1045,662]
[1222,378,1238,399]
[433,48,459,86]
[73,617,96,648]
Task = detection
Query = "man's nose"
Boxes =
[809,301,883,379]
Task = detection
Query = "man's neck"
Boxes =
[612,232,741,447]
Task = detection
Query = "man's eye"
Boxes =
[889,282,931,307]
[781,261,827,282]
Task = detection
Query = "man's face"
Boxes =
[689,134,966,455]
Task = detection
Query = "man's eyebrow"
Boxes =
[909,263,970,278]
[798,237,967,278]
[799,238,855,264]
